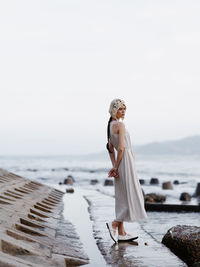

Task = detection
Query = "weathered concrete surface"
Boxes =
[84,190,187,267]
[0,169,89,267]
[162,225,200,267]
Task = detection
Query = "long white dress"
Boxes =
[110,121,148,222]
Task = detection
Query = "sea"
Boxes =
[0,153,199,242]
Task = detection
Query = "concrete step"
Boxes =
[0,168,89,267]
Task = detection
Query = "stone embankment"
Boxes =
[0,169,89,267]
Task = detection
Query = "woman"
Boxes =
[106,98,148,243]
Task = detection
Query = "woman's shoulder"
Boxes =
[117,121,125,129]
[111,121,125,134]
[111,120,125,126]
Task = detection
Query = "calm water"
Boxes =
[0,154,199,197]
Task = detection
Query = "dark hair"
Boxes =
[106,116,113,153]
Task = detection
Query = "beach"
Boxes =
[1,0,200,265]
[0,154,199,266]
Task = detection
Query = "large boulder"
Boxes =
[180,192,191,201]
[173,180,180,185]
[90,179,99,185]
[66,188,74,193]
[64,178,73,185]
[145,193,166,203]
[150,178,159,185]
[104,179,113,186]
[162,225,200,266]
[139,179,145,185]
[162,181,173,190]
[63,175,75,185]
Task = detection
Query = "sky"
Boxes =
[0,0,200,155]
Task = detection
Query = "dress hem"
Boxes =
[115,217,148,223]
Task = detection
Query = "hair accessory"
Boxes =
[109,98,126,120]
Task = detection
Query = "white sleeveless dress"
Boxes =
[110,121,148,222]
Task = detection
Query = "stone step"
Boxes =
[0,251,43,267]
[0,168,89,266]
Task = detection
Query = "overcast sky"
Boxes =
[0,0,200,155]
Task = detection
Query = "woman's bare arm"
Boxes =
[108,122,125,178]
[114,122,125,170]
[108,141,116,167]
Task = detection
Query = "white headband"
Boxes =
[109,98,126,120]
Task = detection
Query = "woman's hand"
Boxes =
[108,167,119,178]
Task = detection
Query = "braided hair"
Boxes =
[106,116,113,153]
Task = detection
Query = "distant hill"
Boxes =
[134,135,200,155]
[90,135,200,159]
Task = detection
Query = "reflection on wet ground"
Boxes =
[84,189,187,267]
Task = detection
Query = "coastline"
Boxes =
[0,169,199,266]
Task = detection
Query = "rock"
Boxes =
[180,192,191,201]
[145,193,166,203]
[150,178,159,185]
[58,182,62,185]
[90,179,98,185]
[64,178,73,185]
[194,183,200,197]
[162,181,173,190]
[64,168,69,171]
[104,179,113,186]
[162,225,200,266]
[145,196,154,203]
[173,180,179,185]
[67,175,75,181]
[63,175,75,185]
[192,262,200,267]
[66,188,74,193]
[139,179,145,185]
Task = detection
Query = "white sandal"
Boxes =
[118,233,138,242]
